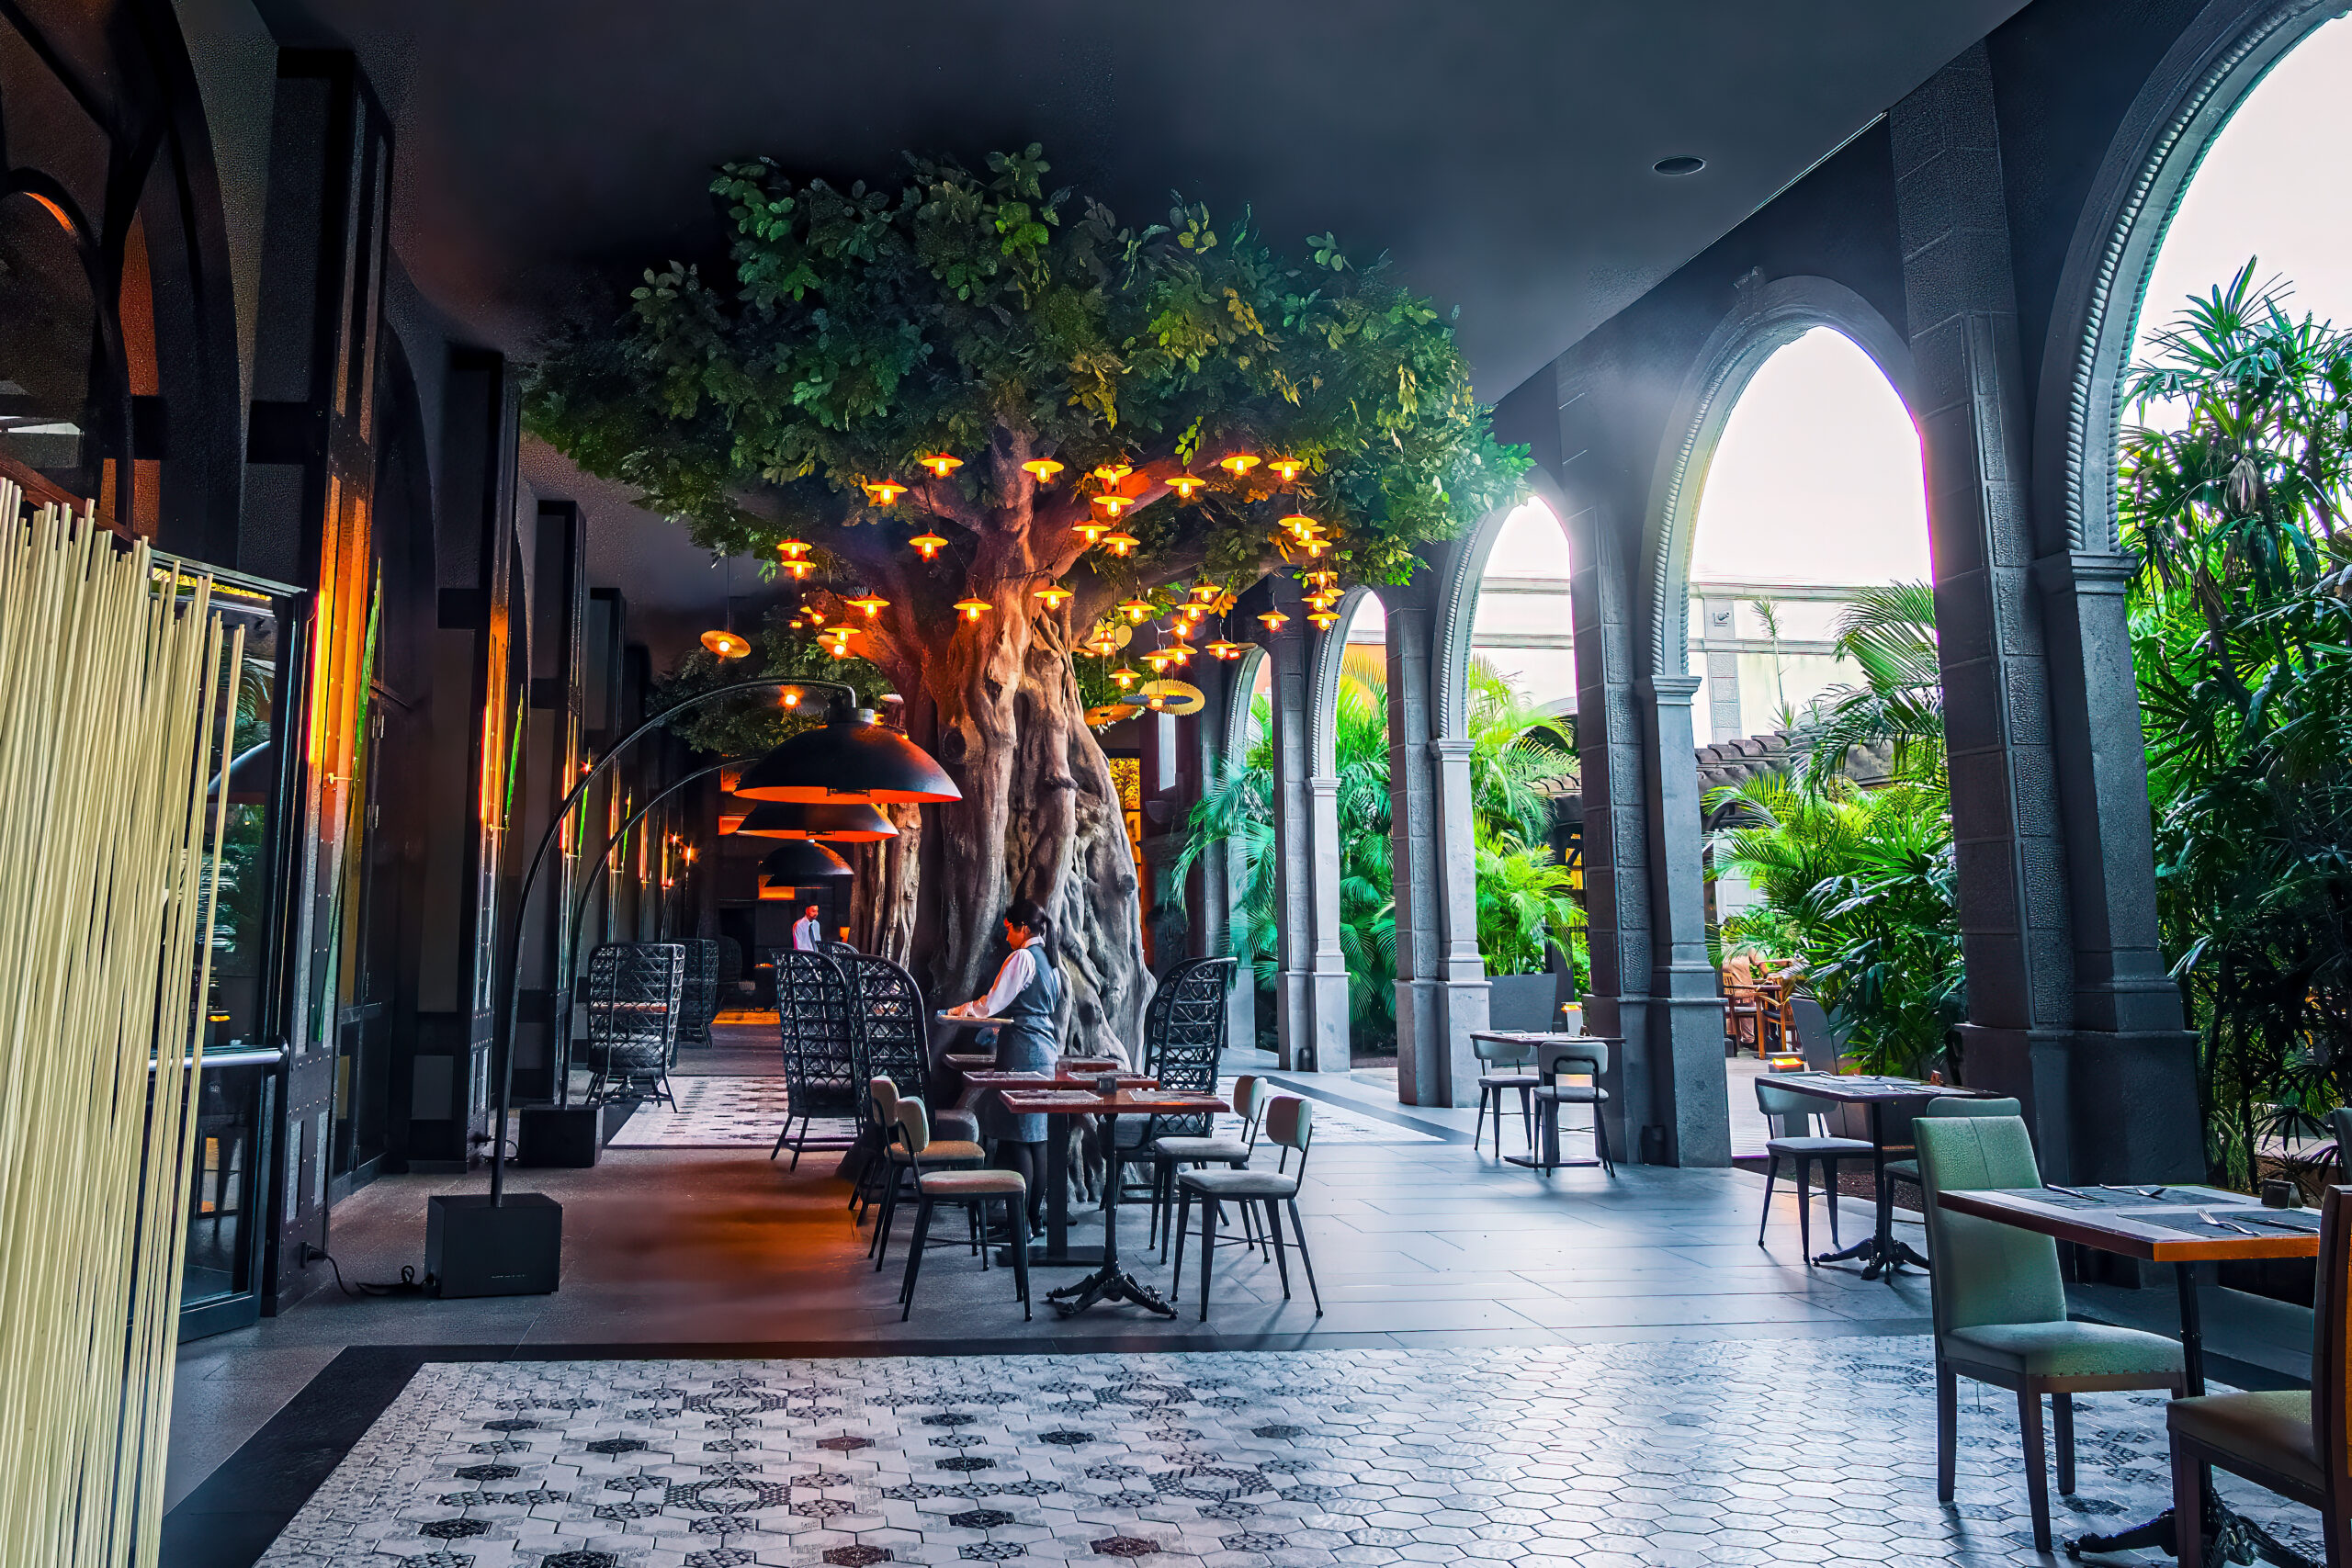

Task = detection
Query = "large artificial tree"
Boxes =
[528,145,1523,1054]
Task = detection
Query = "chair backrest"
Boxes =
[842,953,929,1115]
[774,949,856,1112]
[2312,1185,2352,1491]
[1915,1116,2066,1337]
[677,938,719,1047]
[1921,1095,2020,1121]
[1474,1033,1532,1068]
[894,1095,933,1156]
[1143,956,1232,1136]
[585,942,687,1074]
[1752,1077,1824,1139]
[870,1076,901,1128]
[1541,1039,1606,1082]
[2333,1108,2352,1179]
[1265,1095,1313,1174]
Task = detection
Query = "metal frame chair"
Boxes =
[895,1098,1032,1322]
[675,937,718,1050]
[582,942,685,1108]
[1115,955,1233,1202]
[769,948,858,1167]
[865,1077,986,1268]
[1171,1094,1323,1321]
[1754,1076,1871,1257]
[839,952,974,1213]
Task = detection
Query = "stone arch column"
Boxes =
[1628,278,1916,1167]
[2011,0,2335,1180]
[1246,574,1347,1072]
[1197,642,1268,1057]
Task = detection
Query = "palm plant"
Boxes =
[2120,263,2352,1184]
[1793,581,1944,792]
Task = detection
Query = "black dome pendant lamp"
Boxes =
[729,800,899,841]
[760,840,854,884]
[736,705,959,804]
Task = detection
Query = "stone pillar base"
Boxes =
[1953,1022,2203,1186]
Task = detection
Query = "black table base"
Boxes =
[1813,1234,1931,1280]
[1024,1108,1176,1317]
[1047,1264,1176,1317]
[2065,1265,2316,1568]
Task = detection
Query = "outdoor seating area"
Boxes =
[10,1,2352,1565]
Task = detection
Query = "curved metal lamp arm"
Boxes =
[490,676,854,1202]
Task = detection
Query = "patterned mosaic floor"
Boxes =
[612,1078,856,1151]
[249,1340,2319,1567]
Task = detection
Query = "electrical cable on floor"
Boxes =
[303,1245,435,1298]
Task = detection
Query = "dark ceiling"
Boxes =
[271,0,2029,624]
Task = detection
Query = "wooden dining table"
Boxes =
[1936,1183,2320,1565]
[1768,1073,1995,1279]
[998,1085,1230,1318]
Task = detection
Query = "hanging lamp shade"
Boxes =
[760,840,854,884]
[732,801,899,840]
[734,708,960,805]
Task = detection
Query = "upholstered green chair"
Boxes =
[2167,1183,2352,1564]
[1916,1116,2188,1551]
[1882,1094,2021,1230]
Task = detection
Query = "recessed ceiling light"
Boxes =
[1653,155,1707,176]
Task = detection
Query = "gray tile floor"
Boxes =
[252,1343,2320,1567]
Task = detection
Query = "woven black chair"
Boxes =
[582,942,685,1107]
[675,938,718,1050]
[770,949,859,1167]
[1123,956,1235,1241]
[839,952,977,1214]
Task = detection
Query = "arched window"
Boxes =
[1687,327,1928,747]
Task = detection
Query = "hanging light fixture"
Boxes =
[1302,536,1329,558]
[954,597,991,621]
[1219,453,1261,477]
[864,479,908,505]
[1280,513,1317,536]
[732,801,900,840]
[1259,609,1289,632]
[700,629,752,660]
[1118,598,1154,623]
[735,706,960,805]
[846,594,890,618]
[1035,582,1074,610]
[1091,461,1133,485]
[760,840,855,885]
[1073,521,1106,546]
[1308,609,1340,631]
[1101,531,1139,558]
[1170,474,1205,500]
[1091,494,1133,519]
[1144,649,1172,674]
[1268,457,1306,483]
[1205,638,1243,660]
[908,530,950,559]
[918,453,963,478]
[779,538,813,560]
[1022,457,1065,484]
[1111,665,1140,688]
[783,557,815,581]
[1190,580,1220,604]
[1088,635,1119,657]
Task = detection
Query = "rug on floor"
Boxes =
[249,1339,2317,1567]
[610,1077,857,1150]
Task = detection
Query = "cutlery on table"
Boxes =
[2042,1183,2095,1200]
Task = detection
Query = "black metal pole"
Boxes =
[488,680,855,1204]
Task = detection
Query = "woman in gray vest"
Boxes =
[944,897,1062,1232]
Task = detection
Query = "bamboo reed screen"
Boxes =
[0,488,236,1566]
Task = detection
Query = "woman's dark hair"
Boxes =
[1005,897,1056,963]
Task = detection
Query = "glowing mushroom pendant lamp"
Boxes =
[733,705,961,806]
[760,840,854,884]
[730,800,900,840]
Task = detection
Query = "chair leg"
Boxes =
[1589,1100,1615,1178]
[1518,1086,1534,1152]
[1823,1160,1841,1250]
[1284,1197,1323,1315]
[789,1113,808,1170]
[1198,1197,1219,1322]
[2017,1386,2052,1553]
[1171,1190,1193,1301]
[1473,1087,1489,1154]
[1935,1362,1956,1503]
[871,1168,902,1269]
[2170,1432,2202,1564]
[1261,1198,1292,1300]
[899,1196,936,1321]
[2053,1392,2075,1495]
[1159,1163,1180,1263]
[1758,1156,1778,1247]
[2323,1495,2350,1568]
[1794,1158,1814,1262]
[1006,1197,1032,1320]
[770,1114,793,1161]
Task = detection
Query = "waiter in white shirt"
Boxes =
[791,905,823,952]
